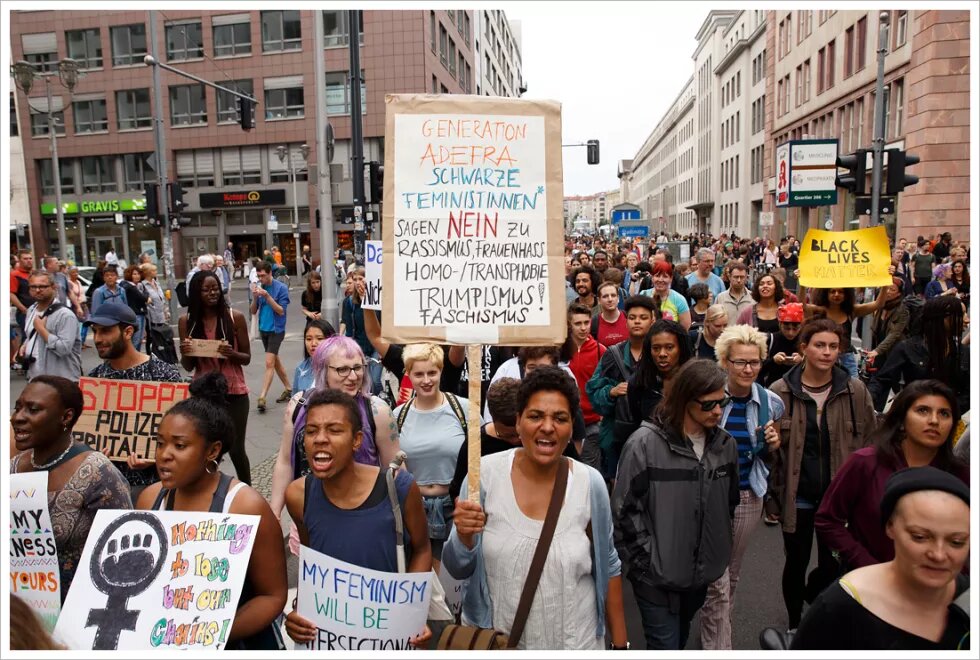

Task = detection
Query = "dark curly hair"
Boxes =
[751,273,784,304]
[633,319,693,390]
[516,365,580,416]
[304,388,363,435]
[164,372,235,461]
[186,270,234,341]
[571,265,601,296]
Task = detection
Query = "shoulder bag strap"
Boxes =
[396,397,414,433]
[608,342,631,382]
[386,457,407,573]
[444,392,468,436]
[507,458,569,648]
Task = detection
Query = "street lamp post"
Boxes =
[277,144,310,280]
[11,58,80,263]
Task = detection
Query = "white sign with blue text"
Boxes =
[363,240,383,311]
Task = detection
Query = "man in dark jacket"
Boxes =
[612,359,738,650]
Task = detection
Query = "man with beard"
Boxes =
[572,265,601,313]
[592,249,610,276]
[85,303,183,498]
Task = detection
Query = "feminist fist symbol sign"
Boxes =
[85,512,168,650]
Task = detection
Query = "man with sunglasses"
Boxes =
[19,271,81,381]
[612,359,738,650]
[699,326,784,650]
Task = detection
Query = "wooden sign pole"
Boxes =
[466,344,482,502]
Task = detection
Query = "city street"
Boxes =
[8,275,806,650]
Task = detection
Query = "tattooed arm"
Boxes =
[371,395,401,468]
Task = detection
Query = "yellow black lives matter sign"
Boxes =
[798,226,893,289]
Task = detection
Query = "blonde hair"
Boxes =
[704,304,728,324]
[402,342,444,373]
[139,262,156,277]
[714,324,769,365]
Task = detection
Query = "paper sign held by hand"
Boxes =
[9,472,61,632]
[798,226,893,289]
[183,339,228,359]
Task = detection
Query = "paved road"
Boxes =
[8,276,818,650]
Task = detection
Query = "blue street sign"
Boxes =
[611,208,641,224]
[618,226,649,238]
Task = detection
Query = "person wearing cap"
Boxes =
[19,270,82,382]
[85,303,183,498]
[791,466,970,650]
[815,380,968,574]
[758,303,805,388]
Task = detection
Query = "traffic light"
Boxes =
[144,183,159,225]
[836,149,868,195]
[885,148,920,195]
[587,139,600,165]
[368,161,384,203]
[238,97,254,131]
[167,182,185,215]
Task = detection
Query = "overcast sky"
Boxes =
[505,2,710,197]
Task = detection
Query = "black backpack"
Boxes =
[902,294,926,336]
[175,281,189,307]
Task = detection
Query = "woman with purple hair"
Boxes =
[268,335,401,553]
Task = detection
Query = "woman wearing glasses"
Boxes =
[613,359,738,650]
[269,335,401,553]
[768,319,878,633]
[699,325,784,650]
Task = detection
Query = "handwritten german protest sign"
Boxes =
[798,226,892,289]
[9,472,61,632]
[362,240,383,311]
[381,94,565,347]
[55,510,258,650]
[297,545,431,651]
[71,377,189,461]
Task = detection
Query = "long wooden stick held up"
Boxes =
[466,344,482,502]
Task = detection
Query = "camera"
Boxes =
[14,353,36,370]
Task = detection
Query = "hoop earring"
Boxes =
[205,458,220,475]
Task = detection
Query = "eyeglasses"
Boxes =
[28,284,52,290]
[327,364,365,378]
[727,359,762,370]
[693,396,731,411]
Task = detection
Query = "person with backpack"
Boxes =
[612,359,738,650]
[392,343,475,571]
[689,304,729,360]
[269,335,401,555]
[586,296,658,481]
[592,281,628,347]
[282,388,432,649]
[625,319,694,437]
[699,326,784,649]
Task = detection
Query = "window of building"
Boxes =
[81,155,116,193]
[269,143,309,183]
[9,94,17,137]
[449,38,457,78]
[844,26,854,78]
[22,33,58,73]
[817,47,825,94]
[116,88,152,130]
[220,146,261,186]
[458,53,466,88]
[892,79,904,138]
[456,10,465,35]
[881,86,891,141]
[66,28,102,69]
[783,75,791,113]
[464,13,471,42]
[441,83,449,94]
[39,158,76,195]
[30,106,65,137]
[736,72,741,97]
[802,60,811,102]
[324,71,366,115]
[826,39,835,90]
[169,84,207,126]
[856,97,864,148]
[439,24,448,65]
[264,84,304,120]
[213,16,252,57]
[430,12,436,52]
[110,24,147,67]
[856,17,868,70]
[72,98,108,133]
[795,64,803,106]
[895,11,907,48]
[261,10,301,52]
[216,80,254,123]
[175,149,215,188]
[322,10,363,48]
[432,74,438,94]
[122,153,155,191]
[166,21,204,61]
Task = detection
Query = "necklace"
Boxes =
[31,439,74,470]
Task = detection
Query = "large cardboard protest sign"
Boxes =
[54,509,258,650]
[362,240,383,311]
[71,377,190,461]
[381,94,566,347]
[297,545,431,651]
[9,472,61,632]
[798,226,893,289]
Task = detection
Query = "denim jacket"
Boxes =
[719,382,785,497]
[442,458,621,641]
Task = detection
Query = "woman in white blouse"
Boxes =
[444,367,629,650]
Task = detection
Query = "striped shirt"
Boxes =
[725,395,754,490]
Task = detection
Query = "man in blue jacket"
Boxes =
[250,262,291,412]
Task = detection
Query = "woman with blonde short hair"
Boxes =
[394,342,476,568]
[689,304,729,360]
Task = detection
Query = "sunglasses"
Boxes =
[693,396,731,412]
